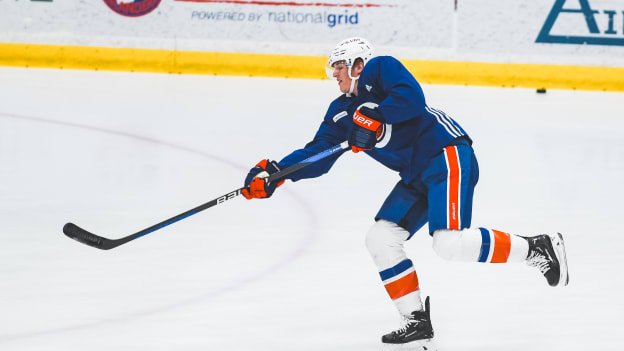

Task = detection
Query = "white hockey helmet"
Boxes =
[325,37,374,81]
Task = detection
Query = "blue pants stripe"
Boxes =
[478,227,491,263]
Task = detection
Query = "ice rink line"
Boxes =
[1,67,623,351]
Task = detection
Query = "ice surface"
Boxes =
[0,67,623,351]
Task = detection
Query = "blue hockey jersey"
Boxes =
[278,56,471,184]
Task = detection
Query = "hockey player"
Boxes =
[241,37,569,350]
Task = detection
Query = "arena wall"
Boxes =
[1,0,623,91]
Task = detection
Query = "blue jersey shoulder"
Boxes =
[360,56,402,81]
[357,56,427,123]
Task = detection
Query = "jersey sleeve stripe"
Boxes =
[426,106,461,138]
[429,107,463,136]
[427,107,464,138]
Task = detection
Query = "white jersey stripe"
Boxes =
[429,107,463,136]
[426,106,455,137]
[428,107,464,137]
[441,112,464,137]
[428,107,460,138]
[427,107,462,138]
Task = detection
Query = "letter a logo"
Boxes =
[536,0,624,46]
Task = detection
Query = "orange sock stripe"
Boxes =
[491,229,511,263]
[256,159,268,169]
[445,146,461,230]
[384,271,419,300]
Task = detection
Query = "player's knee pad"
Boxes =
[365,219,410,268]
[432,228,481,261]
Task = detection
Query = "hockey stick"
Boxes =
[63,141,349,250]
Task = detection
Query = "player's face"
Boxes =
[332,62,353,94]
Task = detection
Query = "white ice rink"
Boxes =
[1,67,623,351]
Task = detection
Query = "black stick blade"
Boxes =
[63,223,113,250]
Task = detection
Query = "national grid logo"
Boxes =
[191,9,360,28]
[537,0,624,46]
[183,0,396,28]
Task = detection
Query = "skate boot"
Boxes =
[382,296,436,351]
[525,233,569,287]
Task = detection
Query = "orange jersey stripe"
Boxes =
[445,146,461,230]
[384,271,419,300]
[491,230,511,263]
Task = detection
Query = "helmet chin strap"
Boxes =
[347,67,359,97]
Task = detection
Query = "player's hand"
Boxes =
[349,106,384,153]
[241,159,285,199]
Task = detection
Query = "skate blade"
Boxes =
[382,338,437,351]
[551,232,570,286]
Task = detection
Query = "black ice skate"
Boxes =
[525,233,569,287]
[382,297,436,351]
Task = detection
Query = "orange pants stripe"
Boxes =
[444,146,461,230]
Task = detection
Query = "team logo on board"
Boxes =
[536,0,624,46]
[103,0,162,17]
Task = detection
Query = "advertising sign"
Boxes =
[457,0,624,66]
[536,0,624,46]
[171,0,452,51]
[0,0,622,68]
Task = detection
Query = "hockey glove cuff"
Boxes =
[349,106,384,153]
[242,159,285,199]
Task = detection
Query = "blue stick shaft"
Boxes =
[266,141,349,183]
[63,141,349,250]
